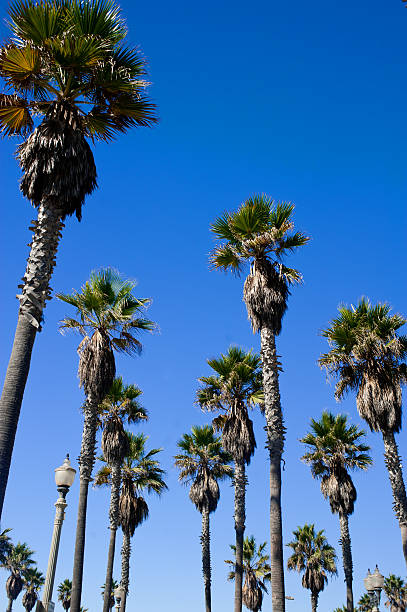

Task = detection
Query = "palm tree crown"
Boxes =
[57,579,72,611]
[384,574,407,611]
[319,298,407,433]
[1,542,35,609]
[22,568,44,612]
[226,536,271,612]
[210,194,309,334]
[301,411,372,515]
[175,425,232,513]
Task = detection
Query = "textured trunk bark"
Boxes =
[382,431,407,567]
[70,399,98,612]
[6,598,13,612]
[0,202,64,519]
[310,591,318,612]
[260,326,286,612]
[201,505,212,612]
[103,463,121,612]
[338,512,354,612]
[234,460,246,612]
[120,531,131,612]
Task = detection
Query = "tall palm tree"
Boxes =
[95,432,167,612]
[226,536,271,612]
[22,567,44,612]
[101,579,119,611]
[300,412,372,612]
[1,542,35,612]
[319,298,407,566]
[57,267,154,612]
[175,425,233,612]
[210,194,309,612]
[197,346,263,612]
[384,574,407,611]
[57,579,72,611]
[0,0,157,520]
[287,524,337,612]
[98,378,147,612]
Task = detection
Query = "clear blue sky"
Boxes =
[1,0,406,610]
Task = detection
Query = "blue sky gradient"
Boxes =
[1,0,406,610]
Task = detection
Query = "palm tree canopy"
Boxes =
[287,524,337,596]
[319,298,407,433]
[0,529,12,564]
[210,195,309,334]
[301,411,372,515]
[358,593,373,612]
[197,346,263,464]
[1,542,35,575]
[101,578,118,608]
[98,376,147,424]
[57,268,155,399]
[57,578,72,610]
[23,567,44,592]
[174,425,232,513]
[226,536,271,612]
[384,574,407,610]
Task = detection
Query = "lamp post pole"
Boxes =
[41,455,76,612]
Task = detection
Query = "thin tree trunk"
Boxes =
[234,460,246,612]
[103,462,121,612]
[6,598,13,612]
[338,512,354,612]
[70,399,99,612]
[310,591,318,612]
[201,505,211,612]
[382,431,407,567]
[0,202,64,520]
[260,326,286,612]
[120,531,131,612]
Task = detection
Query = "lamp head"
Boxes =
[364,569,373,592]
[371,565,384,591]
[114,585,125,601]
[55,454,76,495]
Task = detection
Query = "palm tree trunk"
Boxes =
[260,326,286,612]
[103,462,122,612]
[0,202,64,520]
[338,512,354,612]
[310,591,318,612]
[70,399,99,612]
[201,505,212,612]
[120,531,131,612]
[382,431,407,567]
[234,459,246,612]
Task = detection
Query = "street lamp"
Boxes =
[41,455,76,612]
[364,566,384,611]
[114,585,126,611]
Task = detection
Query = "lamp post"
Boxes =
[364,566,385,611]
[114,586,126,611]
[41,455,76,612]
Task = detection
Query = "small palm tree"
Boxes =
[101,579,119,610]
[22,567,44,612]
[287,524,337,612]
[384,574,407,611]
[98,378,147,612]
[226,536,271,612]
[319,299,407,566]
[0,0,157,521]
[57,267,154,611]
[57,579,72,611]
[175,425,233,612]
[210,195,309,611]
[358,593,373,611]
[301,412,372,612]
[1,542,35,612]
[95,432,167,612]
[197,346,263,612]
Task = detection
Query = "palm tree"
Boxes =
[319,298,407,566]
[101,579,119,610]
[358,594,373,611]
[210,194,309,611]
[384,574,407,611]
[0,0,157,520]
[287,524,337,612]
[22,567,44,612]
[226,536,271,612]
[300,412,372,612]
[0,528,12,563]
[175,425,233,612]
[1,542,35,612]
[95,432,167,612]
[98,378,147,612]
[57,267,154,612]
[57,579,72,611]
[197,346,263,612]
